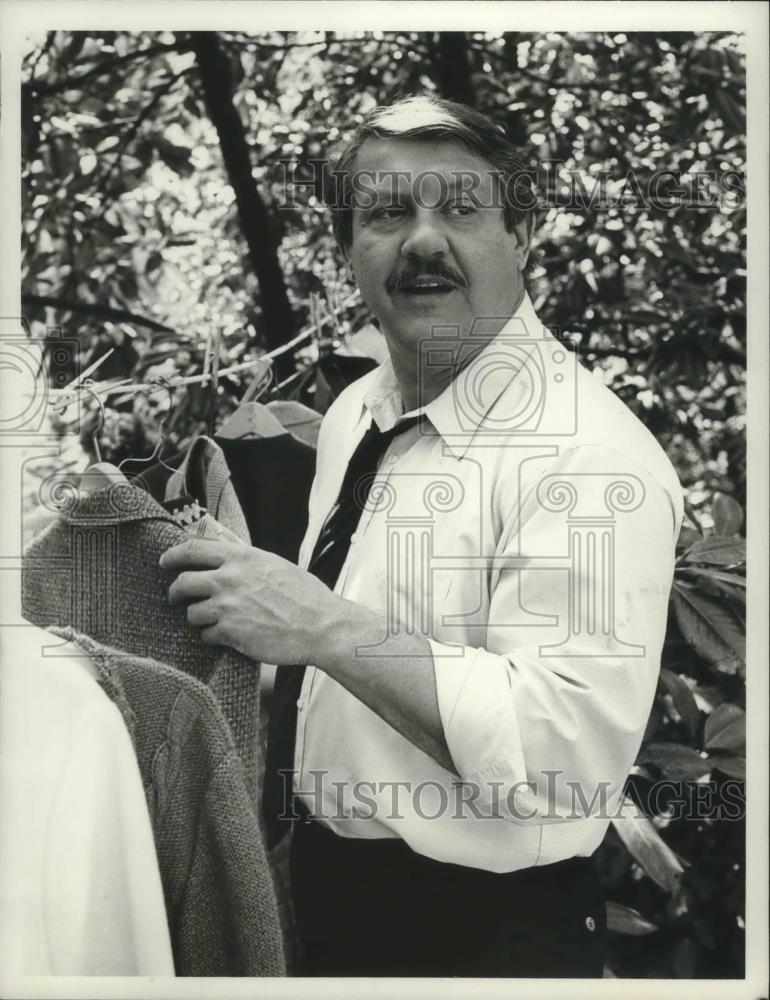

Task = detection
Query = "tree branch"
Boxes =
[472,40,617,92]
[22,40,187,98]
[188,31,298,372]
[22,293,176,334]
[580,340,746,367]
[24,30,57,84]
[222,35,330,51]
[432,32,475,106]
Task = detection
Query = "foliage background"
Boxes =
[21,30,746,978]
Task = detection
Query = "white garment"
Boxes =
[0,625,174,976]
[293,292,683,873]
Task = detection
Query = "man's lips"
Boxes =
[393,277,458,295]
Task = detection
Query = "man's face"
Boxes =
[346,137,528,353]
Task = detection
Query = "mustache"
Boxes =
[387,259,466,292]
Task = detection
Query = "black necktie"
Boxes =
[263,414,423,846]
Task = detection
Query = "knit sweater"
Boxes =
[48,626,285,976]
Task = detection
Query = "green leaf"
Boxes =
[714,87,746,133]
[676,526,702,552]
[611,797,686,893]
[671,583,745,671]
[637,742,711,782]
[606,901,658,936]
[704,703,745,753]
[683,499,703,533]
[711,493,743,537]
[145,250,164,274]
[711,755,745,780]
[677,567,746,608]
[659,668,702,741]
[684,536,746,567]
[678,567,746,589]
[153,136,193,176]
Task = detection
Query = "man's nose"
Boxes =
[399,209,450,259]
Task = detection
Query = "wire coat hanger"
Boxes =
[117,377,177,474]
[50,290,363,407]
[81,380,105,465]
[241,356,274,404]
[206,327,223,439]
[53,377,106,466]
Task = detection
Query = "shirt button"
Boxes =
[296,698,305,712]
[387,454,398,463]
[585,916,596,932]
[350,532,358,544]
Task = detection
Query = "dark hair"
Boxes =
[324,94,537,255]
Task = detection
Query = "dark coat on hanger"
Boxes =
[133,434,316,566]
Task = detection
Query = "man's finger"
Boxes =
[168,570,218,606]
[159,538,228,573]
[200,623,226,647]
[186,599,220,628]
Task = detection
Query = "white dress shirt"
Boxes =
[293,293,683,873]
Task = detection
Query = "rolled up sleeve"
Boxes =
[430,445,682,823]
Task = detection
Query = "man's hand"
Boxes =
[160,538,457,774]
[159,539,346,665]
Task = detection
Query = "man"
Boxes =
[161,95,683,978]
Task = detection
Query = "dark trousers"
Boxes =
[289,815,607,978]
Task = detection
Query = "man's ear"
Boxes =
[513,216,535,270]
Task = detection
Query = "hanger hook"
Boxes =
[241,355,274,404]
[79,379,105,464]
[117,375,176,473]
[148,375,175,452]
[255,364,275,403]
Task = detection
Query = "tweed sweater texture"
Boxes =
[165,436,251,543]
[47,625,285,977]
[22,482,285,976]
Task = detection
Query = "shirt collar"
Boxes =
[358,291,549,459]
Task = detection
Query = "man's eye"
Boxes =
[373,205,404,219]
[448,202,476,216]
